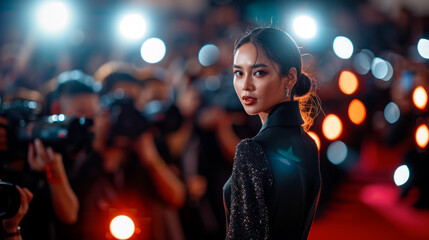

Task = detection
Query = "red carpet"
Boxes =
[308,170,429,240]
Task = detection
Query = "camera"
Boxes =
[100,91,183,144]
[1,99,93,158]
[0,181,20,219]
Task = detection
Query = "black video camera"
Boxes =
[0,181,20,219]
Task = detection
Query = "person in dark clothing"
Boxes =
[223,27,322,240]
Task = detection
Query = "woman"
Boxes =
[223,27,321,240]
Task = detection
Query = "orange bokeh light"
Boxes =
[415,123,429,149]
[348,99,366,125]
[322,114,343,140]
[339,70,358,95]
[307,131,321,150]
[413,86,428,110]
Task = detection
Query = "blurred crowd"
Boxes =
[1,0,429,239]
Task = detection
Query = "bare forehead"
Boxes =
[233,43,271,66]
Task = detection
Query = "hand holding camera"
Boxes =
[28,139,66,184]
[1,184,33,240]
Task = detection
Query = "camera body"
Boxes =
[1,99,93,159]
[100,92,182,145]
[0,181,20,219]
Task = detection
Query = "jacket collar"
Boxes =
[258,101,304,134]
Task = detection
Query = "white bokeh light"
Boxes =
[371,57,388,80]
[198,44,220,67]
[327,141,348,165]
[119,13,147,40]
[382,59,393,81]
[36,2,70,33]
[140,38,166,64]
[394,165,410,186]
[384,102,400,124]
[333,36,354,59]
[417,38,429,59]
[293,16,317,39]
[353,52,371,75]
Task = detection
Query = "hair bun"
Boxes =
[294,73,311,97]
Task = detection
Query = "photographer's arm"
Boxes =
[136,132,186,209]
[28,139,79,224]
[2,187,33,240]
[214,111,240,163]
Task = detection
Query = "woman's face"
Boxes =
[233,43,288,117]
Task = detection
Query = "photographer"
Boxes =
[0,87,79,239]
[70,64,185,239]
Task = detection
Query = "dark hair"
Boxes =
[101,72,139,95]
[235,27,311,97]
[55,70,100,97]
[234,27,320,130]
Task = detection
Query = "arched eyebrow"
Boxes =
[232,63,269,69]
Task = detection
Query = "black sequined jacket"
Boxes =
[223,101,321,240]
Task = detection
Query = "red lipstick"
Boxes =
[242,96,257,105]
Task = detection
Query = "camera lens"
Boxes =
[0,182,21,219]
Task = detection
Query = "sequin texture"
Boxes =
[226,139,273,240]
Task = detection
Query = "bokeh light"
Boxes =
[348,99,366,125]
[338,70,358,95]
[140,38,166,64]
[198,44,220,67]
[412,86,428,110]
[307,131,321,150]
[110,215,135,240]
[293,16,317,39]
[417,38,429,59]
[36,2,70,33]
[371,57,389,80]
[327,141,348,165]
[118,13,147,40]
[333,36,354,59]
[384,102,400,124]
[393,165,410,186]
[322,114,343,140]
[353,52,371,75]
[415,123,429,149]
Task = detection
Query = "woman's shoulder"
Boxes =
[234,138,269,169]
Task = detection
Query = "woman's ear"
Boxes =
[282,67,297,88]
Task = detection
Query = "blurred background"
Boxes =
[1,0,429,240]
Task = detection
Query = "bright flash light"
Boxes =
[338,71,358,95]
[413,86,428,110]
[322,114,343,141]
[307,131,321,150]
[417,38,429,59]
[119,13,147,40]
[394,165,410,186]
[293,16,317,39]
[140,38,166,64]
[348,99,366,125]
[110,215,135,240]
[415,123,429,149]
[333,36,354,59]
[36,2,70,33]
